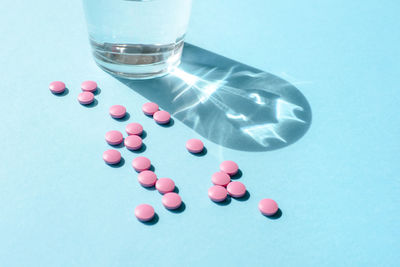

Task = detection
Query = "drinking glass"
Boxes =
[82,0,193,79]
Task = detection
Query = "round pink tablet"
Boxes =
[49,81,66,94]
[126,123,143,136]
[153,110,171,124]
[81,80,97,92]
[142,102,159,116]
[109,105,126,119]
[138,170,157,187]
[132,156,151,172]
[155,178,175,194]
[134,204,155,222]
[162,192,182,210]
[211,172,231,187]
[105,130,123,145]
[124,135,142,150]
[186,139,204,153]
[103,149,121,165]
[208,185,228,202]
[227,181,246,198]
[258,199,279,216]
[220,160,239,176]
[78,92,94,105]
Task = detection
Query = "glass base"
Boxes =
[90,39,184,79]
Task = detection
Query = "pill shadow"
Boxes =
[93,87,101,96]
[190,147,208,157]
[169,202,186,214]
[230,169,243,180]
[82,99,98,108]
[142,213,159,225]
[142,185,156,191]
[232,190,250,202]
[140,130,147,139]
[53,88,69,97]
[110,142,125,149]
[157,186,179,195]
[157,118,175,128]
[265,208,283,220]
[114,112,130,122]
[128,143,147,154]
[215,196,232,206]
[149,165,155,172]
[115,43,312,152]
[107,157,125,168]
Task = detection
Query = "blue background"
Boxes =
[1,0,399,266]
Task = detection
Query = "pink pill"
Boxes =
[109,105,126,119]
[103,149,121,165]
[49,81,66,94]
[153,110,171,124]
[132,156,151,172]
[81,80,97,92]
[227,181,246,198]
[78,92,94,105]
[220,160,239,176]
[134,204,155,222]
[155,178,175,194]
[105,130,123,145]
[186,139,204,153]
[126,123,143,136]
[162,192,182,210]
[142,102,159,116]
[124,135,142,150]
[258,199,279,216]
[211,172,231,187]
[208,185,228,202]
[138,170,157,187]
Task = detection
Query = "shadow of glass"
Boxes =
[115,43,312,152]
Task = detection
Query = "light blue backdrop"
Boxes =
[0,0,399,266]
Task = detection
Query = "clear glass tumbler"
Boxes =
[82,0,192,79]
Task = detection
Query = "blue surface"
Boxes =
[1,0,399,266]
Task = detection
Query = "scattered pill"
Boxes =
[103,149,121,165]
[81,80,97,92]
[125,135,143,150]
[211,172,231,187]
[155,178,175,194]
[126,123,143,136]
[109,105,126,119]
[49,81,66,94]
[134,204,155,222]
[105,130,123,145]
[220,160,239,176]
[208,185,228,202]
[227,181,246,198]
[153,110,171,124]
[138,170,157,187]
[162,192,182,210]
[132,156,151,172]
[186,139,204,153]
[258,199,279,216]
[78,92,94,105]
[142,102,159,116]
